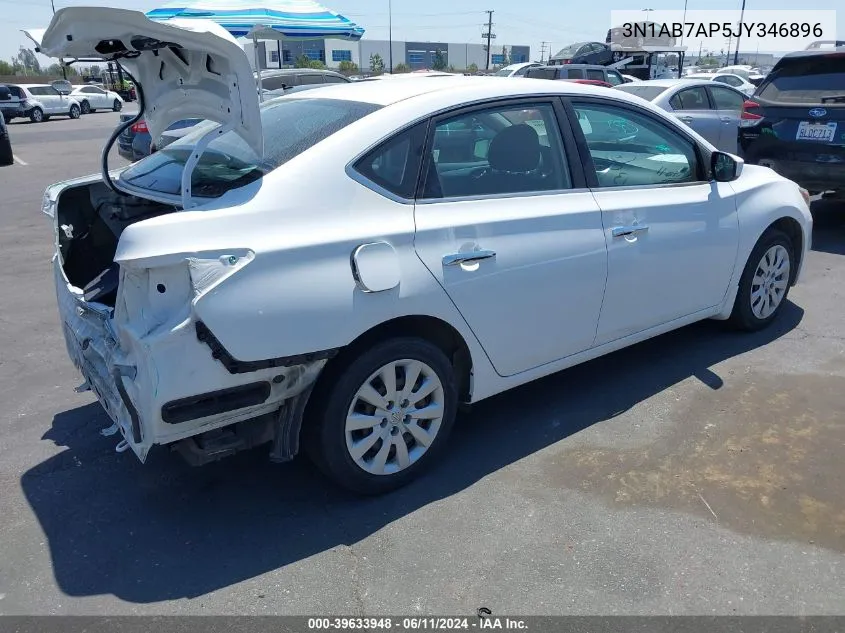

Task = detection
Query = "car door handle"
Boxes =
[442,250,496,266]
[720,117,733,123]
[677,116,693,122]
[611,225,649,237]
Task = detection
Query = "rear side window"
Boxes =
[669,87,711,110]
[324,75,348,84]
[586,69,604,81]
[262,76,292,91]
[563,68,584,79]
[353,122,427,199]
[299,75,324,85]
[757,56,845,104]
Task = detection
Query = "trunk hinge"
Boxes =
[180,120,236,210]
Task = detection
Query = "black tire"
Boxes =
[113,99,122,112]
[29,107,43,123]
[0,137,13,166]
[729,229,794,331]
[304,337,458,495]
[80,100,91,115]
[68,104,80,119]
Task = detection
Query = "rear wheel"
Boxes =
[80,100,91,115]
[729,229,794,331]
[69,104,81,119]
[113,99,122,112]
[29,107,43,123]
[305,338,458,495]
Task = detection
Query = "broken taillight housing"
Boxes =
[740,100,763,128]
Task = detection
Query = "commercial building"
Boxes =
[246,38,530,72]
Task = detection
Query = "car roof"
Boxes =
[776,47,845,61]
[258,68,345,76]
[282,75,642,107]
[14,84,51,88]
[530,64,610,70]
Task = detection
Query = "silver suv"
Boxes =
[9,83,81,123]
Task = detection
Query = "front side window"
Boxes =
[606,70,624,86]
[299,74,324,85]
[572,102,702,188]
[422,102,571,199]
[709,86,744,111]
[262,76,290,91]
[669,86,711,111]
[120,98,381,198]
[715,74,742,87]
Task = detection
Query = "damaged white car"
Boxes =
[41,8,812,495]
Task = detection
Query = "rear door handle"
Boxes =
[677,116,693,122]
[443,249,496,266]
[720,117,733,123]
[611,225,649,238]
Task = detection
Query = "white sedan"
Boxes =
[39,8,812,494]
[70,84,124,114]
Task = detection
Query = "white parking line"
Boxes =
[13,155,28,166]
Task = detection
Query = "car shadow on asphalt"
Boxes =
[20,300,805,603]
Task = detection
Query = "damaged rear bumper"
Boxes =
[54,257,328,463]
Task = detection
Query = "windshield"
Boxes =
[614,85,668,101]
[120,97,381,198]
[494,67,516,76]
[757,56,845,105]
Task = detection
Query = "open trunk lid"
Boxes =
[30,7,262,157]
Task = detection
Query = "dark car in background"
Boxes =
[739,47,845,196]
[0,84,24,122]
[525,64,625,86]
[117,115,201,161]
[0,111,13,166]
[549,42,613,66]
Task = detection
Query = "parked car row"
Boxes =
[0,81,123,123]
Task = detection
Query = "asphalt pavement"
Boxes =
[0,112,844,615]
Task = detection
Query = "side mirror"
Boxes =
[711,151,743,182]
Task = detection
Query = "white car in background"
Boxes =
[71,84,124,114]
[685,72,757,97]
[9,83,81,122]
[39,7,812,494]
[493,62,543,77]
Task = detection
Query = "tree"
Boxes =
[45,63,77,77]
[338,60,358,73]
[369,53,385,75]
[432,49,448,71]
[501,45,510,66]
[0,60,13,75]
[467,62,479,74]
[448,64,457,73]
[15,47,41,75]
[393,62,410,73]
[308,59,326,69]
[294,54,312,68]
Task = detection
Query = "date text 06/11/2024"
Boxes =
[622,21,824,39]
[307,617,529,630]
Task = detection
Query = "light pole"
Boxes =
[733,0,746,65]
[388,0,393,73]
[680,0,688,46]
[50,0,68,79]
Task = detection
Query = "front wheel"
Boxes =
[113,99,122,112]
[29,107,43,123]
[305,338,458,495]
[729,229,794,331]
[69,104,81,119]
[80,100,91,115]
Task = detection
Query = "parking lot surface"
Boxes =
[0,112,844,615]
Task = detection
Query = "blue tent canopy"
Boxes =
[147,0,364,41]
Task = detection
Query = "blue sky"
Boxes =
[1,0,841,66]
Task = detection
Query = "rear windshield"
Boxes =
[614,84,668,101]
[757,55,845,105]
[119,97,381,198]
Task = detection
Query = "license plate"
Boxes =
[796,121,837,142]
